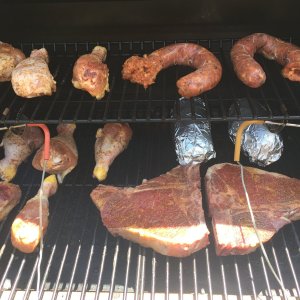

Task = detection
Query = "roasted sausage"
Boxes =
[122,43,222,98]
[231,33,300,88]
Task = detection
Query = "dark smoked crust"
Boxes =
[122,43,222,98]
[231,33,300,88]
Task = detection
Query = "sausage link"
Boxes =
[122,43,222,98]
[231,33,300,88]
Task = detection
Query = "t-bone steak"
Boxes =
[90,164,209,257]
[205,163,300,256]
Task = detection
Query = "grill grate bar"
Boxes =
[259,253,273,298]
[233,257,243,299]
[259,60,289,118]
[192,256,198,300]
[134,247,142,300]
[24,257,39,300]
[66,245,82,298]
[108,238,120,300]
[0,254,15,293]
[270,242,287,298]
[219,258,228,300]
[282,80,300,114]
[281,231,300,296]
[151,251,156,300]
[247,256,257,299]
[165,257,169,300]
[140,248,146,300]
[102,76,115,121]
[94,233,108,300]
[7,257,25,300]
[58,88,75,122]
[117,81,128,121]
[51,244,70,300]
[179,259,183,300]
[205,249,213,300]
[122,242,132,300]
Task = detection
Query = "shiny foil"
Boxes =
[229,99,283,166]
[174,97,216,165]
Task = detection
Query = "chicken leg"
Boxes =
[11,48,56,98]
[94,123,132,181]
[0,42,25,82]
[11,175,58,253]
[32,123,78,183]
[0,126,44,182]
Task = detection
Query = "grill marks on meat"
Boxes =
[231,33,300,88]
[122,43,222,98]
[205,163,300,256]
[91,164,209,257]
[0,183,21,221]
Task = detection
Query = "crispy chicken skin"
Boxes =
[94,123,132,181]
[0,42,25,82]
[32,124,78,183]
[0,126,44,182]
[72,46,109,100]
[11,48,56,98]
[11,175,58,253]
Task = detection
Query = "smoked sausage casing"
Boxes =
[122,43,222,98]
[231,33,300,88]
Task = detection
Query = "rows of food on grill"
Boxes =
[1,33,300,100]
[0,33,299,258]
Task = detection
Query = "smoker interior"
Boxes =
[0,39,299,299]
[0,123,299,299]
[0,40,300,124]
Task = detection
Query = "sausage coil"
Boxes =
[122,43,222,98]
[231,33,300,88]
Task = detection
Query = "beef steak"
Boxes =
[90,164,209,257]
[205,163,300,256]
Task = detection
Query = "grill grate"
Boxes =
[0,39,300,124]
[0,123,299,299]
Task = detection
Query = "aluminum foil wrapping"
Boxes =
[174,97,216,165]
[229,98,283,166]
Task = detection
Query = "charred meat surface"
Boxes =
[32,124,78,183]
[11,48,56,98]
[0,127,44,182]
[231,33,300,88]
[72,46,109,100]
[93,123,132,181]
[11,175,58,253]
[0,42,25,82]
[0,182,21,221]
[91,164,209,257]
[122,43,222,98]
[205,163,300,256]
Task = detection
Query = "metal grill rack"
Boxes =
[0,123,299,299]
[0,38,300,124]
